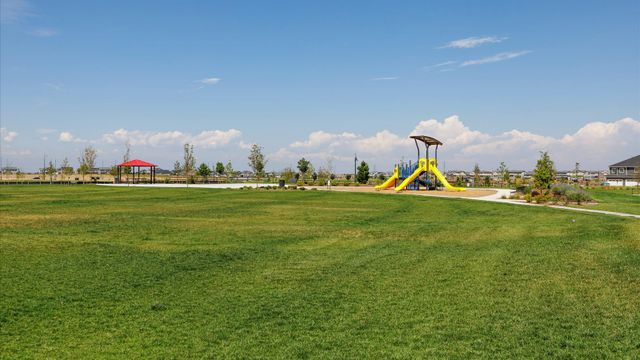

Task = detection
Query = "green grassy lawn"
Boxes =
[1,186,639,358]
[583,187,640,215]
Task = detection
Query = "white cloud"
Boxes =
[101,128,241,148]
[273,117,640,171]
[58,131,86,143]
[194,77,220,87]
[461,51,531,66]
[1,128,18,142]
[290,131,358,148]
[411,116,489,146]
[1,0,32,24]
[44,83,63,91]
[440,36,507,49]
[423,61,457,71]
[371,77,398,81]
[29,28,58,37]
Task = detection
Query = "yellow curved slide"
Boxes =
[375,167,398,189]
[429,160,465,191]
[391,158,465,192]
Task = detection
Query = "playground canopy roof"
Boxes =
[409,135,443,146]
[117,159,157,167]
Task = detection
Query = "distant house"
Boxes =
[606,155,640,186]
[155,168,172,175]
[1,166,19,174]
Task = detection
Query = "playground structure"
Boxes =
[376,135,465,192]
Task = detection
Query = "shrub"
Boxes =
[551,184,592,204]
[534,194,551,203]
[566,189,592,204]
[524,194,532,203]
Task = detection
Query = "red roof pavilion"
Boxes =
[116,159,157,184]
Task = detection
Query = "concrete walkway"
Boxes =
[468,188,640,219]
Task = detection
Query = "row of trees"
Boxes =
[35,146,98,183]
[467,152,559,190]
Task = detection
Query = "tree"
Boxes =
[280,167,296,183]
[473,163,481,186]
[345,174,352,181]
[248,144,267,180]
[497,161,509,187]
[173,161,182,176]
[225,161,236,183]
[45,161,56,183]
[197,163,211,182]
[483,176,491,187]
[60,158,73,184]
[312,172,318,181]
[78,146,97,182]
[215,162,225,176]
[182,143,196,184]
[77,164,89,183]
[122,140,132,176]
[356,161,370,184]
[16,170,23,183]
[297,157,310,181]
[109,165,118,181]
[533,151,556,190]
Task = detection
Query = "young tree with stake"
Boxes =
[248,144,267,181]
[182,144,196,185]
[78,146,97,183]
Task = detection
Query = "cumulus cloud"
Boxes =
[101,128,241,148]
[1,128,18,142]
[461,51,531,66]
[440,36,507,49]
[272,116,640,170]
[58,131,86,143]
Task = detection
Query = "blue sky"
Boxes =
[1,0,639,172]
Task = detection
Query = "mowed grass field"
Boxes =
[1,186,639,358]
[584,187,640,215]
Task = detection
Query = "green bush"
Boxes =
[524,194,532,203]
[550,184,592,204]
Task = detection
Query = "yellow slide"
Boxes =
[429,160,465,191]
[391,158,465,192]
[394,167,424,191]
[375,167,399,189]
